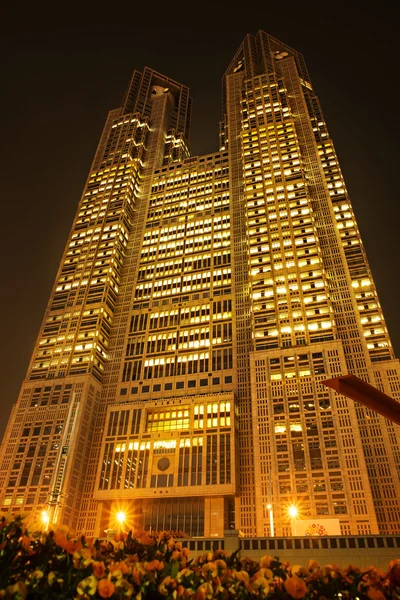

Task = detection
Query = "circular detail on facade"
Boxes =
[157,457,170,472]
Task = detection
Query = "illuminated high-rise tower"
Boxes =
[1,31,400,538]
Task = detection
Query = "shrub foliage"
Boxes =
[1,515,400,599]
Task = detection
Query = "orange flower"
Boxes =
[65,538,81,554]
[367,589,386,600]
[284,575,308,599]
[92,561,106,578]
[132,565,146,586]
[118,560,130,575]
[54,530,68,549]
[0,516,8,529]
[167,537,175,550]
[389,561,400,590]
[19,535,32,553]
[365,567,386,587]
[145,559,164,571]
[109,560,130,575]
[54,529,82,554]
[97,578,116,598]
[202,562,218,578]
[57,524,70,534]
[138,532,154,546]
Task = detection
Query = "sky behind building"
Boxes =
[1,16,399,445]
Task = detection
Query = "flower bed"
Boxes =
[0,515,399,599]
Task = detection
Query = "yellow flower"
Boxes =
[4,582,27,600]
[47,571,64,586]
[132,565,146,586]
[192,582,213,600]
[97,578,116,598]
[116,579,134,597]
[307,560,319,572]
[252,576,271,591]
[73,547,93,569]
[76,575,97,597]
[158,576,176,596]
[234,570,249,584]
[176,568,194,582]
[283,575,308,599]
[291,565,302,575]
[254,568,273,581]
[259,555,274,568]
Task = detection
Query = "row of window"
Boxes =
[120,375,233,395]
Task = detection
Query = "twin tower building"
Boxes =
[1,31,400,538]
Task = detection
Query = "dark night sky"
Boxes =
[1,13,399,444]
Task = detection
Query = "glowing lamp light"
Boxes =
[41,511,50,530]
[288,505,298,518]
[116,511,126,527]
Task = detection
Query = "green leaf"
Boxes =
[170,561,180,579]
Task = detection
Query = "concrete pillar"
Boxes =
[204,497,225,537]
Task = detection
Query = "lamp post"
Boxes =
[288,505,298,536]
[266,503,275,537]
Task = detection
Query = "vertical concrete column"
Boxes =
[204,497,225,537]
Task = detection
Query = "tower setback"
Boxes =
[1,31,399,538]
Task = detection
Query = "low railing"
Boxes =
[180,539,225,552]
[240,535,400,552]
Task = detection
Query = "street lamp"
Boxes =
[288,505,298,536]
[266,503,275,537]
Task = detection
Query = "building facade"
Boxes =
[1,31,400,538]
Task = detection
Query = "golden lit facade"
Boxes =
[1,32,400,538]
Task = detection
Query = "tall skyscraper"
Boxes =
[1,31,399,539]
